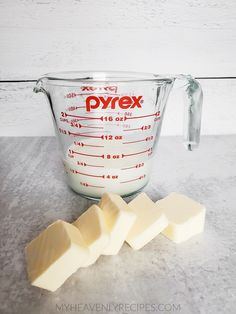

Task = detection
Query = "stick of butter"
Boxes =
[156,192,206,243]
[73,205,109,266]
[126,193,168,250]
[25,220,89,291]
[98,193,136,255]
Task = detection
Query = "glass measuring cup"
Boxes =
[34,71,203,199]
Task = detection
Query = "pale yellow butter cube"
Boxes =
[126,193,168,250]
[25,220,89,292]
[156,192,206,243]
[98,193,136,255]
[73,205,109,266]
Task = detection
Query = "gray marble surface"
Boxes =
[0,136,235,314]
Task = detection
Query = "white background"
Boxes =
[0,0,236,136]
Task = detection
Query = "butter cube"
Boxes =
[73,205,109,266]
[126,193,168,250]
[98,193,136,255]
[25,220,89,291]
[156,192,206,243]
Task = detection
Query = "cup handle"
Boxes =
[176,75,203,151]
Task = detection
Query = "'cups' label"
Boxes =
[85,95,143,112]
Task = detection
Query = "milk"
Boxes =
[63,139,153,198]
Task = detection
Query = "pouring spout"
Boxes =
[33,76,56,122]
[33,77,48,94]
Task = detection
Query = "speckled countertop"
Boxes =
[0,136,235,314]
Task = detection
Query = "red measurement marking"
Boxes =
[86,163,104,168]
[123,136,153,144]
[120,175,146,184]
[65,92,117,99]
[122,148,152,158]
[125,112,160,120]
[74,142,104,148]
[123,127,141,132]
[62,112,101,120]
[59,127,67,134]
[80,182,105,189]
[99,116,127,122]
[101,135,123,140]
[123,125,152,132]
[85,144,104,147]
[65,114,157,123]
[105,154,121,159]
[66,106,86,111]
[141,125,152,130]
[121,165,137,170]
[68,131,102,139]
[121,163,144,170]
[71,150,104,158]
[70,118,83,123]
[60,118,70,123]
[77,162,104,168]
[70,123,103,129]
[71,170,105,179]
[124,112,132,117]
[88,184,105,188]
[123,139,146,144]
[80,124,103,129]
[80,86,118,93]
[105,175,119,179]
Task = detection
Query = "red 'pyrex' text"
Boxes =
[85,96,143,112]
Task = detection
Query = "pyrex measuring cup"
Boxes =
[34,71,203,199]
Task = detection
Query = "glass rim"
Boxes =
[39,71,175,84]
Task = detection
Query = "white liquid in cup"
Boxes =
[63,139,153,198]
